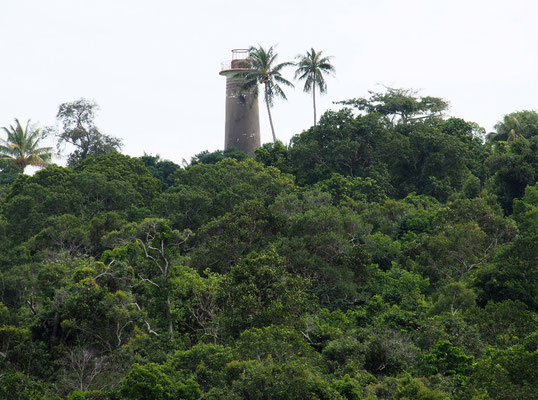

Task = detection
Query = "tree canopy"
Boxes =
[0,87,537,400]
[56,98,123,166]
[0,119,52,173]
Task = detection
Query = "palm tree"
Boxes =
[294,48,335,126]
[0,119,53,173]
[487,111,538,143]
[238,45,294,143]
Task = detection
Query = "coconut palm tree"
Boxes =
[487,111,538,143]
[294,48,335,126]
[0,119,53,173]
[238,45,294,143]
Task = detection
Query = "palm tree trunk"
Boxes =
[265,84,277,142]
[313,83,317,127]
[16,160,26,174]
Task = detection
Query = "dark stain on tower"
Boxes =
[220,49,261,156]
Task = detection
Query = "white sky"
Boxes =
[1,0,537,166]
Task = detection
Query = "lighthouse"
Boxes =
[219,49,261,155]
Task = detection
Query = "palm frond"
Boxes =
[0,118,52,172]
[243,45,294,105]
[294,48,336,125]
[273,84,288,101]
[272,61,294,73]
[294,48,335,94]
[274,75,294,87]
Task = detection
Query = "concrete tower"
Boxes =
[220,49,261,155]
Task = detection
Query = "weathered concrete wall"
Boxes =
[222,74,261,156]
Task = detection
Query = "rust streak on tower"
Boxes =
[220,49,261,155]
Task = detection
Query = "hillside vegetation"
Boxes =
[0,89,537,399]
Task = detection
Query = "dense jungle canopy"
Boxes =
[0,89,537,399]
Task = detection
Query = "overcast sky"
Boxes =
[1,0,537,166]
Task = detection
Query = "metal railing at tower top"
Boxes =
[231,49,249,59]
[220,49,252,72]
[220,59,252,71]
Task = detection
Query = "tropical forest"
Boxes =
[0,49,537,399]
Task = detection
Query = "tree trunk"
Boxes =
[313,83,317,127]
[265,84,277,143]
[167,295,173,334]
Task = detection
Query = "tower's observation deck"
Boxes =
[220,49,252,74]
[220,49,261,156]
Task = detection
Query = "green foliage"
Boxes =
[422,340,473,376]
[290,91,483,201]
[322,337,364,373]
[488,110,538,142]
[74,153,160,206]
[271,189,371,307]
[462,174,482,198]
[431,282,476,315]
[0,119,52,173]
[2,88,538,399]
[467,300,538,348]
[395,375,449,400]
[365,265,429,311]
[289,109,390,186]
[399,126,473,200]
[0,371,59,400]
[120,362,200,400]
[235,325,318,364]
[485,137,538,213]
[362,232,401,269]
[470,333,538,400]
[190,148,249,165]
[403,196,516,285]
[31,257,141,352]
[513,182,538,233]
[302,308,354,352]
[294,48,335,125]
[363,329,419,376]
[315,173,387,205]
[474,234,538,310]
[236,45,294,142]
[217,249,311,338]
[157,158,293,230]
[1,154,158,248]
[205,359,342,400]
[254,140,292,174]
[338,87,449,126]
[67,391,114,400]
[140,154,180,191]
[0,158,21,189]
[103,218,191,335]
[167,344,233,391]
[188,200,271,273]
[56,99,123,166]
